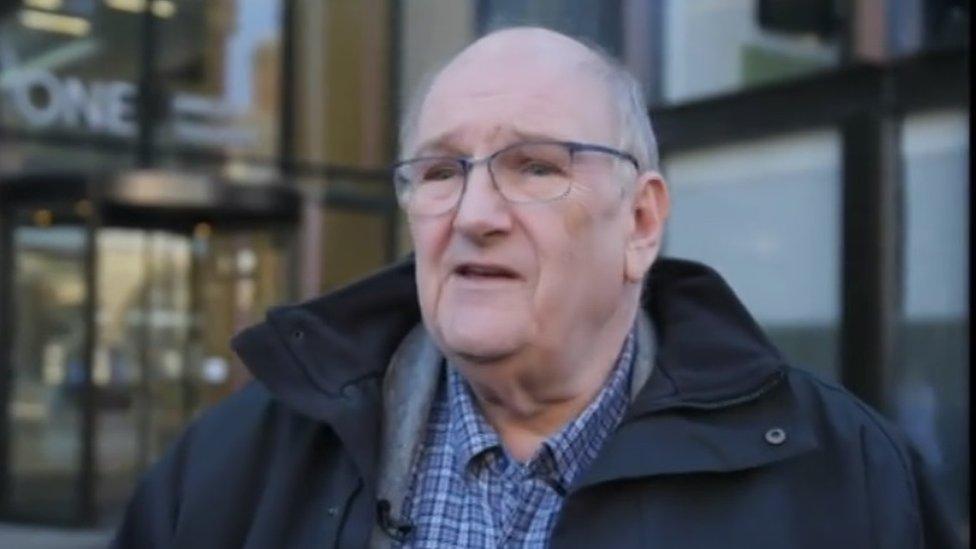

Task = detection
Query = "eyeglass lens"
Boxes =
[396,142,575,215]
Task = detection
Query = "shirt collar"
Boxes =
[542,329,634,489]
[447,364,502,472]
[445,325,637,489]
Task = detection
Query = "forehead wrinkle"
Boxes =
[413,125,508,157]
[433,57,600,104]
[417,79,612,149]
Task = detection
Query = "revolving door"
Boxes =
[0,171,300,526]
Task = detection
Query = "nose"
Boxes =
[452,160,513,242]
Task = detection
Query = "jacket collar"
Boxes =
[567,259,819,491]
[571,369,817,491]
[231,258,420,483]
[231,256,816,487]
[629,258,789,416]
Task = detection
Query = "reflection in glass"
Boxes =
[191,228,292,417]
[5,217,294,523]
[662,130,842,381]
[94,229,194,519]
[0,2,142,136]
[477,0,622,55]
[321,207,387,292]
[10,224,87,523]
[89,225,292,519]
[897,110,968,539]
[154,0,283,161]
[662,0,838,103]
[93,229,140,520]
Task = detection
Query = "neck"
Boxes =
[452,298,639,462]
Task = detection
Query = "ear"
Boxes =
[624,171,670,283]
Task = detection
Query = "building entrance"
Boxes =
[0,170,300,526]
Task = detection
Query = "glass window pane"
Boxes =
[661,0,839,104]
[397,0,475,120]
[0,3,141,141]
[155,1,283,164]
[144,232,192,461]
[94,229,146,519]
[94,229,196,519]
[10,221,88,523]
[662,130,842,381]
[895,110,968,537]
[477,0,623,55]
[292,1,394,167]
[888,1,968,57]
[321,207,389,292]
[190,226,292,417]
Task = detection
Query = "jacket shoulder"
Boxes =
[187,381,278,445]
[175,380,327,483]
[111,381,332,548]
[782,367,961,547]
[785,366,922,504]
[785,367,915,470]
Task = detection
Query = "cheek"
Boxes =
[410,218,452,309]
[561,199,593,237]
[410,217,451,261]
[539,193,626,292]
[529,199,597,296]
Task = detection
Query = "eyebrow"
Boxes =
[410,130,465,158]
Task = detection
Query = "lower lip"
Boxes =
[452,272,521,286]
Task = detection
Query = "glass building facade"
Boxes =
[0,0,969,539]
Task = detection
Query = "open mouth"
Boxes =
[454,263,520,280]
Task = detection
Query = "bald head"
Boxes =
[443,27,604,78]
[399,26,658,171]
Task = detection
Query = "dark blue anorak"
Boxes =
[112,258,962,548]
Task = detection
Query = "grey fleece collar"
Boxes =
[368,312,656,549]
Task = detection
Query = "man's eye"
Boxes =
[422,164,460,181]
[520,161,560,177]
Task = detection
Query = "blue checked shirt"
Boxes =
[399,328,636,548]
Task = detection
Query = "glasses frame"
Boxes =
[392,140,641,216]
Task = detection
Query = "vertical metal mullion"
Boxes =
[79,181,99,526]
[388,0,402,162]
[839,95,904,411]
[278,0,296,177]
[137,234,153,471]
[385,0,403,262]
[0,205,13,515]
[645,0,665,106]
[137,4,158,168]
[183,235,200,423]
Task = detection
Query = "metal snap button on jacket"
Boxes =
[764,427,787,445]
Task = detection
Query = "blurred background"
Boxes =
[0,0,969,544]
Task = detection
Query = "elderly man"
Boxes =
[113,27,959,549]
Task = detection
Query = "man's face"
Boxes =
[408,36,637,365]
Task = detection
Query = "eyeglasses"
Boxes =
[392,140,640,216]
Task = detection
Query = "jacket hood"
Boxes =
[231,255,787,423]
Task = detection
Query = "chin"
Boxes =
[432,294,533,360]
[437,323,526,364]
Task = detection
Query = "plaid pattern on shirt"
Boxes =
[399,328,635,548]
